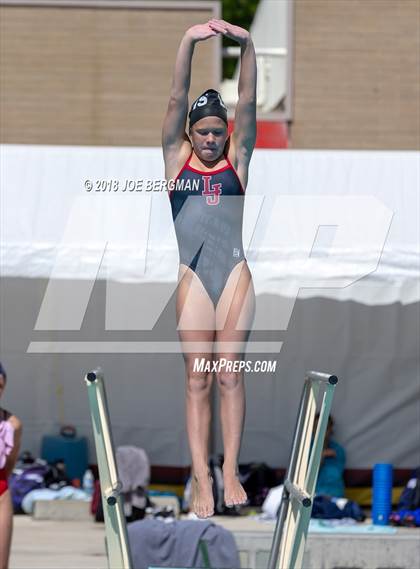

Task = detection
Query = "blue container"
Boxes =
[41,435,88,482]
[372,463,393,525]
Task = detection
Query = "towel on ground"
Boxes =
[128,518,241,569]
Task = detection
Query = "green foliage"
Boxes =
[222,0,260,78]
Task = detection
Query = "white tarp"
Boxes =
[1,145,419,305]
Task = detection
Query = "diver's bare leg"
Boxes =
[177,265,216,518]
[215,261,255,506]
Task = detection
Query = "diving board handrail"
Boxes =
[85,368,133,569]
[267,370,338,569]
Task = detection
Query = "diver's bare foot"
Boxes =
[191,469,214,518]
[223,465,248,507]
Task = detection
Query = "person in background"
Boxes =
[314,413,346,498]
[0,362,22,569]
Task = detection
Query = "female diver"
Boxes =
[162,19,257,518]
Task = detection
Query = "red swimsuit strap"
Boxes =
[224,153,233,167]
[170,150,245,194]
[224,153,246,194]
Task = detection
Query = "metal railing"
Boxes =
[268,371,338,569]
[85,368,133,569]
[223,47,287,57]
[221,46,287,112]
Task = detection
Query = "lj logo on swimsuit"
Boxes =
[202,175,222,206]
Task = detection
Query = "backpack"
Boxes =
[398,467,420,510]
[312,495,366,521]
[9,462,49,512]
[209,456,225,514]
[239,462,278,506]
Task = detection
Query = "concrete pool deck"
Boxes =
[9,514,420,569]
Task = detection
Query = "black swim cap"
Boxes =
[188,89,228,129]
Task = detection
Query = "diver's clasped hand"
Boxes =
[185,19,250,46]
[208,18,250,46]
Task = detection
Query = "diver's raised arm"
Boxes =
[209,20,257,164]
[162,24,220,152]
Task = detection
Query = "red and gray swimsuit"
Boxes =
[169,151,246,306]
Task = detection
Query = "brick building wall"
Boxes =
[291,0,419,149]
[0,2,219,146]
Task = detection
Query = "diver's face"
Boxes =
[190,117,228,161]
